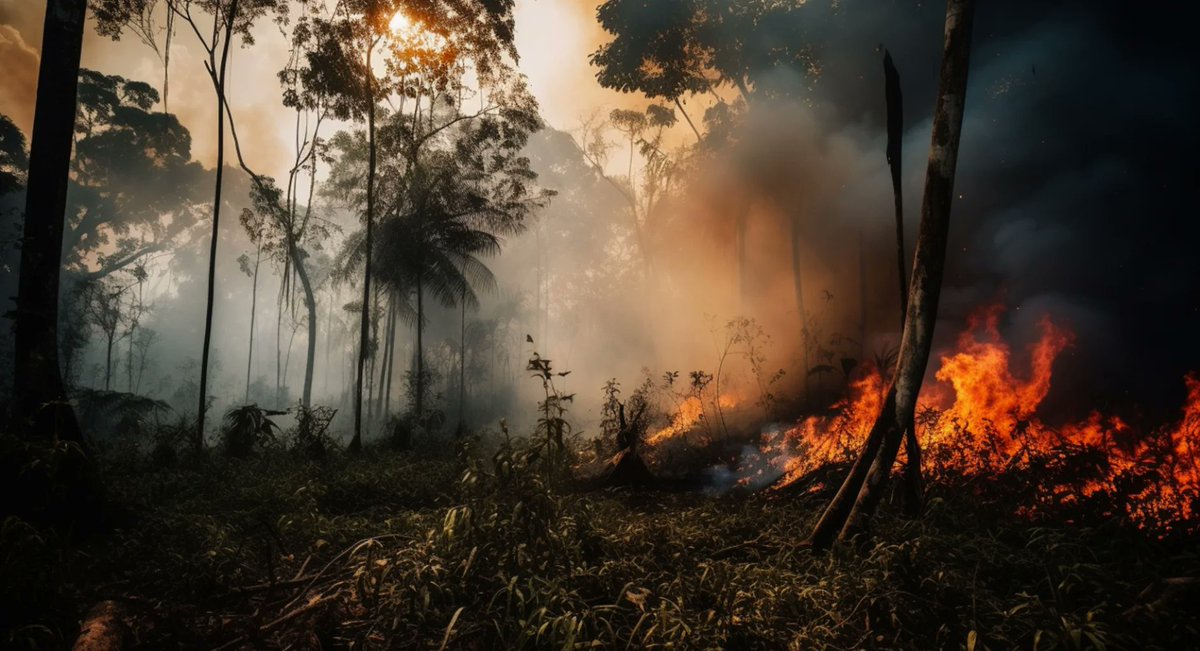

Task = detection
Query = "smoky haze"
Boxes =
[1,0,1197,444]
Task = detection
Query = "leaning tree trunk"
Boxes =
[350,43,377,454]
[883,48,925,515]
[290,237,317,407]
[807,0,975,549]
[196,0,240,451]
[11,0,86,443]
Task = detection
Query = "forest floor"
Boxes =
[3,439,1199,650]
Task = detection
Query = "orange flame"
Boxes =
[649,302,1200,535]
[645,394,739,447]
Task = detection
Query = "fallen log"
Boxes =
[72,600,128,651]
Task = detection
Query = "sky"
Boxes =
[2,0,1200,419]
[0,0,652,180]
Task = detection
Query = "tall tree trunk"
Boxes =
[807,0,975,549]
[245,242,260,403]
[104,335,113,391]
[366,286,379,422]
[323,292,333,396]
[383,295,397,416]
[375,292,395,416]
[415,278,425,419]
[350,42,377,454]
[275,286,283,404]
[10,0,86,442]
[884,48,925,515]
[458,292,466,434]
[196,0,240,451]
[293,241,317,407]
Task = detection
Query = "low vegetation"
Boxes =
[3,426,1196,650]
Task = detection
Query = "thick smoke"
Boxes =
[3,0,1197,444]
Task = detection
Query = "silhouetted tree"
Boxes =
[11,0,87,441]
[96,0,293,449]
[807,0,977,549]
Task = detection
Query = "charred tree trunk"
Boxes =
[808,0,975,549]
[11,0,86,442]
[196,0,240,451]
[884,48,925,516]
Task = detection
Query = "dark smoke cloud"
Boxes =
[762,0,1200,418]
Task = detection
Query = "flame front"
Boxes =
[646,303,1200,536]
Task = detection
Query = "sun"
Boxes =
[388,10,415,37]
[387,9,448,52]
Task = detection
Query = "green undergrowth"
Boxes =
[2,436,1197,650]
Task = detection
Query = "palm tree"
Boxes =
[374,163,507,421]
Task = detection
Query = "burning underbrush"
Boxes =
[640,305,1200,538]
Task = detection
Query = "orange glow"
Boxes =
[387,9,449,55]
[646,302,1200,536]
[388,10,414,36]
[645,394,738,447]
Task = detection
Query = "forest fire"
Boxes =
[644,394,739,446]
[647,304,1200,535]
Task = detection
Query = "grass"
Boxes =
[2,432,1198,650]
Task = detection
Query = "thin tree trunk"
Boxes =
[458,292,466,434]
[294,243,317,407]
[376,292,395,415]
[415,279,425,419]
[127,284,137,393]
[883,49,925,515]
[808,0,976,548]
[350,41,377,454]
[104,336,113,391]
[367,286,379,422]
[196,0,240,451]
[674,97,702,144]
[383,295,397,416]
[245,241,260,403]
[11,0,86,442]
[275,288,283,404]
[323,292,333,396]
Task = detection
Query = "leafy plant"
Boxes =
[220,405,285,458]
[526,350,574,472]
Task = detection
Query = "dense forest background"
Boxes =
[2,0,1199,648]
